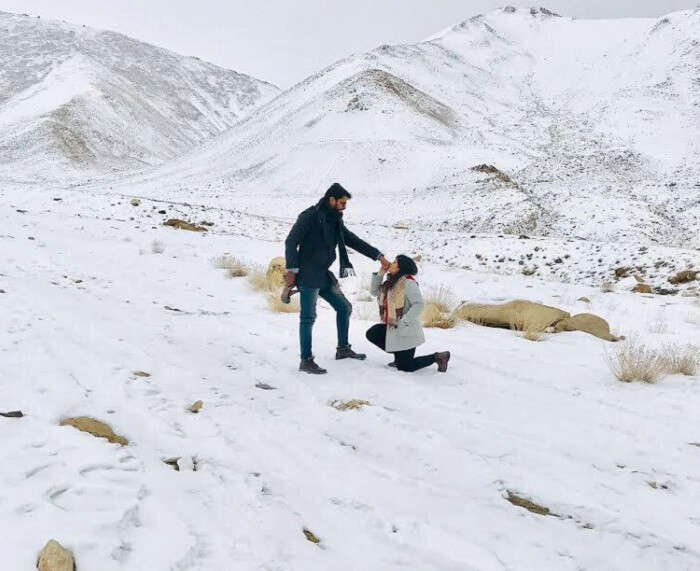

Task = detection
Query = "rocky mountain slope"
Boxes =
[0,11,279,182]
[120,7,699,252]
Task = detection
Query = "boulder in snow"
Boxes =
[60,416,128,445]
[37,539,75,571]
[163,219,207,232]
[553,313,622,342]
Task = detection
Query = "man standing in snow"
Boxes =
[285,183,389,374]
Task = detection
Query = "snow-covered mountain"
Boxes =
[123,6,699,251]
[0,11,279,182]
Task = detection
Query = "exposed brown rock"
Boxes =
[470,163,516,185]
[330,399,371,411]
[654,287,678,296]
[303,528,321,544]
[553,313,622,342]
[505,490,551,516]
[60,416,128,445]
[632,283,652,294]
[577,296,591,303]
[669,270,697,284]
[133,370,150,377]
[255,382,277,390]
[37,539,75,571]
[163,457,181,471]
[453,300,569,330]
[163,218,207,232]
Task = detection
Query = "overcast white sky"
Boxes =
[2,0,696,87]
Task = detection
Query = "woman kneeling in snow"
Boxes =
[365,255,451,373]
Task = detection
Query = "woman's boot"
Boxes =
[435,352,451,372]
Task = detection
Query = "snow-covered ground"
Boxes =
[2,183,699,569]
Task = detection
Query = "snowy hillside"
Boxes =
[118,7,699,256]
[0,11,279,183]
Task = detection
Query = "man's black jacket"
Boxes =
[285,200,381,288]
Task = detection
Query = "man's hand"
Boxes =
[281,270,299,305]
[283,270,297,287]
[379,256,390,272]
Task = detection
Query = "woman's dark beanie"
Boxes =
[397,254,418,276]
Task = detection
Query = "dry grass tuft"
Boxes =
[648,319,669,334]
[266,292,300,313]
[247,257,287,291]
[330,399,371,411]
[661,344,699,376]
[213,255,248,277]
[247,269,271,291]
[685,311,700,325]
[422,284,457,328]
[600,281,615,293]
[606,339,666,383]
[424,284,456,313]
[248,268,285,292]
[422,303,456,329]
[608,341,699,383]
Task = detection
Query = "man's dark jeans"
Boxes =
[299,282,352,360]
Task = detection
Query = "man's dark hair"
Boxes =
[324,182,352,201]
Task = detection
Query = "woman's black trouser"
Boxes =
[365,323,435,372]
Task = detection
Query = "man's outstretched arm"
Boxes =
[343,227,388,268]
